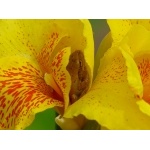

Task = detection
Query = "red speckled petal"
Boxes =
[37,32,66,73]
[51,47,71,110]
[0,56,63,129]
[0,20,59,59]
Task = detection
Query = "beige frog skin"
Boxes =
[66,50,90,104]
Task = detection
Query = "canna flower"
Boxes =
[107,20,150,123]
[0,19,94,129]
[63,20,150,129]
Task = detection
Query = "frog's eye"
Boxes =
[79,60,82,67]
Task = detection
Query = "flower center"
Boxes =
[66,50,90,104]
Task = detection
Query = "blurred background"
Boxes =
[25,19,110,130]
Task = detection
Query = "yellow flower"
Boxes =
[108,19,150,124]
[0,19,94,129]
[2,19,150,130]
[63,20,150,129]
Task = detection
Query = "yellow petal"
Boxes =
[107,19,132,44]
[121,24,150,56]
[120,48,143,98]
[94,32,112,79]
[130,19,150,31]
[80,20,94,87]
[44,73,63,97]
[0,56,63,129]
[64,47,150,129]
[107,19,150,45]
[137,100,150,116]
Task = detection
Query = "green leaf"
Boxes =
[25,108,56,130]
